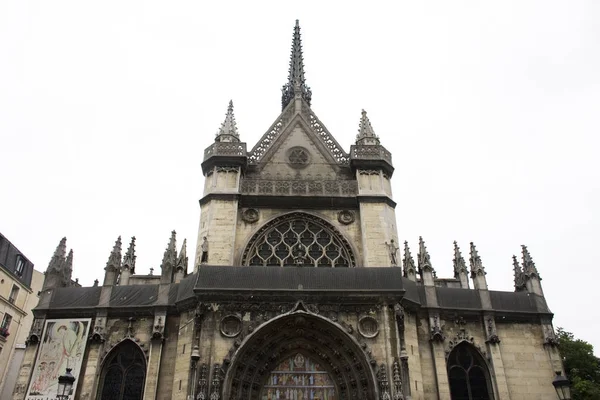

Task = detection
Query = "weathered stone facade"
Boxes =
[15,20,565,400]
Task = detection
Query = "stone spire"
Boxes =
[42,237,70,290]
[521,245,544,296]
[453,241,470,289]
[47,237,67,273]
[120,236,136,286]
[402,241,417,282]
[64,249,74,286]
[281,20,312,110]
[469,242,488,290]
[215,100,240,143]
[161,231,177,283]
[122,237,137,273]
[174,239,188,283]
[355,110,380,145]
[103,236,122,286]
[513,255,526,292]
[418,237,436,286]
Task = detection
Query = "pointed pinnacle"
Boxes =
[65,249,73,270]
[356,109,380,145]
[453,241,467,276]
[176,239,188,271]
[106,236,122,269]
[418,236,433,271]
[123,236,136,270]
[48,237,67,272]
[521,245,539,276]
[402,241,416,275]
[281,20,312,110]
[469,242,484,269]
[216,100,239,140]
[162,230,177,268]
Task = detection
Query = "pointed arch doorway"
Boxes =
[223,312,377,400]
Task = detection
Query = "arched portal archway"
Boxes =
[96,339,146,400]
[223,311,378,400]
[447,342,493,400]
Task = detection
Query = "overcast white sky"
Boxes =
[1,1,599,351]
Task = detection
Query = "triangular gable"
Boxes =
[248,100,349,168]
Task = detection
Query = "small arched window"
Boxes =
[97,340,146,400]
[447,342,492,400]
[241,213,356,267]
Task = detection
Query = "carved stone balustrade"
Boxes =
[240,179,358,197]
[350,145,394,177]
[202,142,247,174]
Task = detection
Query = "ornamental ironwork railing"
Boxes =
[240,179,358,196]
[203,142,247,160]
[350,145,392,165]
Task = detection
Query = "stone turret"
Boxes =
[161,231,177,284]
[120,236,136,286]
[469,242,487,290]
[402,241,417,282]
[103,236,122,286]
[42,237,72,290]
[418,237,436,286]
[174,239,188,284]
[522,245,544,296]
[453,241,470,289]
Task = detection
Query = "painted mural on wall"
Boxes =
[261,353,337,400]
[25,318,91,400]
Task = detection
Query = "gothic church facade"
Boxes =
[15,21,564,400]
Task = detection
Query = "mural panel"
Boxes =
[26,318,91,400]
[261,353,337,400]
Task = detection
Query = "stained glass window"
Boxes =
[261,353,337,400]
[447,343,491,400]
[98,340,146,400]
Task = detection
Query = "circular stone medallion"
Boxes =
[337,210,355,225]
[242,208,259,223]
[286,146,311,169]
[358,316,379,338]
[220,315,242,338]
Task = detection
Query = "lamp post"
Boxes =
[56,368,75,400]
[552,371,571,400]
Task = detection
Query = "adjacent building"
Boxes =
[0,233,44,399]
[14,21,565,400]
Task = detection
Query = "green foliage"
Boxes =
[556,328,600,400]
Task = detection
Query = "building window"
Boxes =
[15,256,25,276]
[97,339,146,400]
[8,285,19,304]
[242,213,355,268]
[0,313,12,337]
[447,342,492,400]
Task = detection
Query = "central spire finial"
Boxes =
[281,20,312,110]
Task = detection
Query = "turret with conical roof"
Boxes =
[350,109,394,178]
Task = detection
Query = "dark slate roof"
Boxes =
[176,273,197,303]
[489,290,550,313]
[39,286,102,310]
[436,287,482,310]
[194,266,405,292]
[110,285,159,307]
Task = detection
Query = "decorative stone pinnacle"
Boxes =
[418,237,436,276]
[469,242,486,278]
[176,239,188,272]
[453,241,468,278]
[402,241,416,277]
[521,245,540,279]
[355,109,380,145]
[513,255,526,292]
[105,236,122,270]
[48,237,67,272]
[281,20,312,110]
[123,236,136,272]
[215,100,240,142]
[161,230,177,269]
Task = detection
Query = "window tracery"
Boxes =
[98,340,146,400]
[242,213,355,268]
[447,343,492,400]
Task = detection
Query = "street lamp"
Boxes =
[552,371,571,400]
[56,368,76,400]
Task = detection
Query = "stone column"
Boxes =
[484,315,511,399]
[143,339,164,400]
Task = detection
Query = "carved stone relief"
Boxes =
[220,315,242,338]
[358,316,379,338]
[241,208,259,223]
[337,210,355,225]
